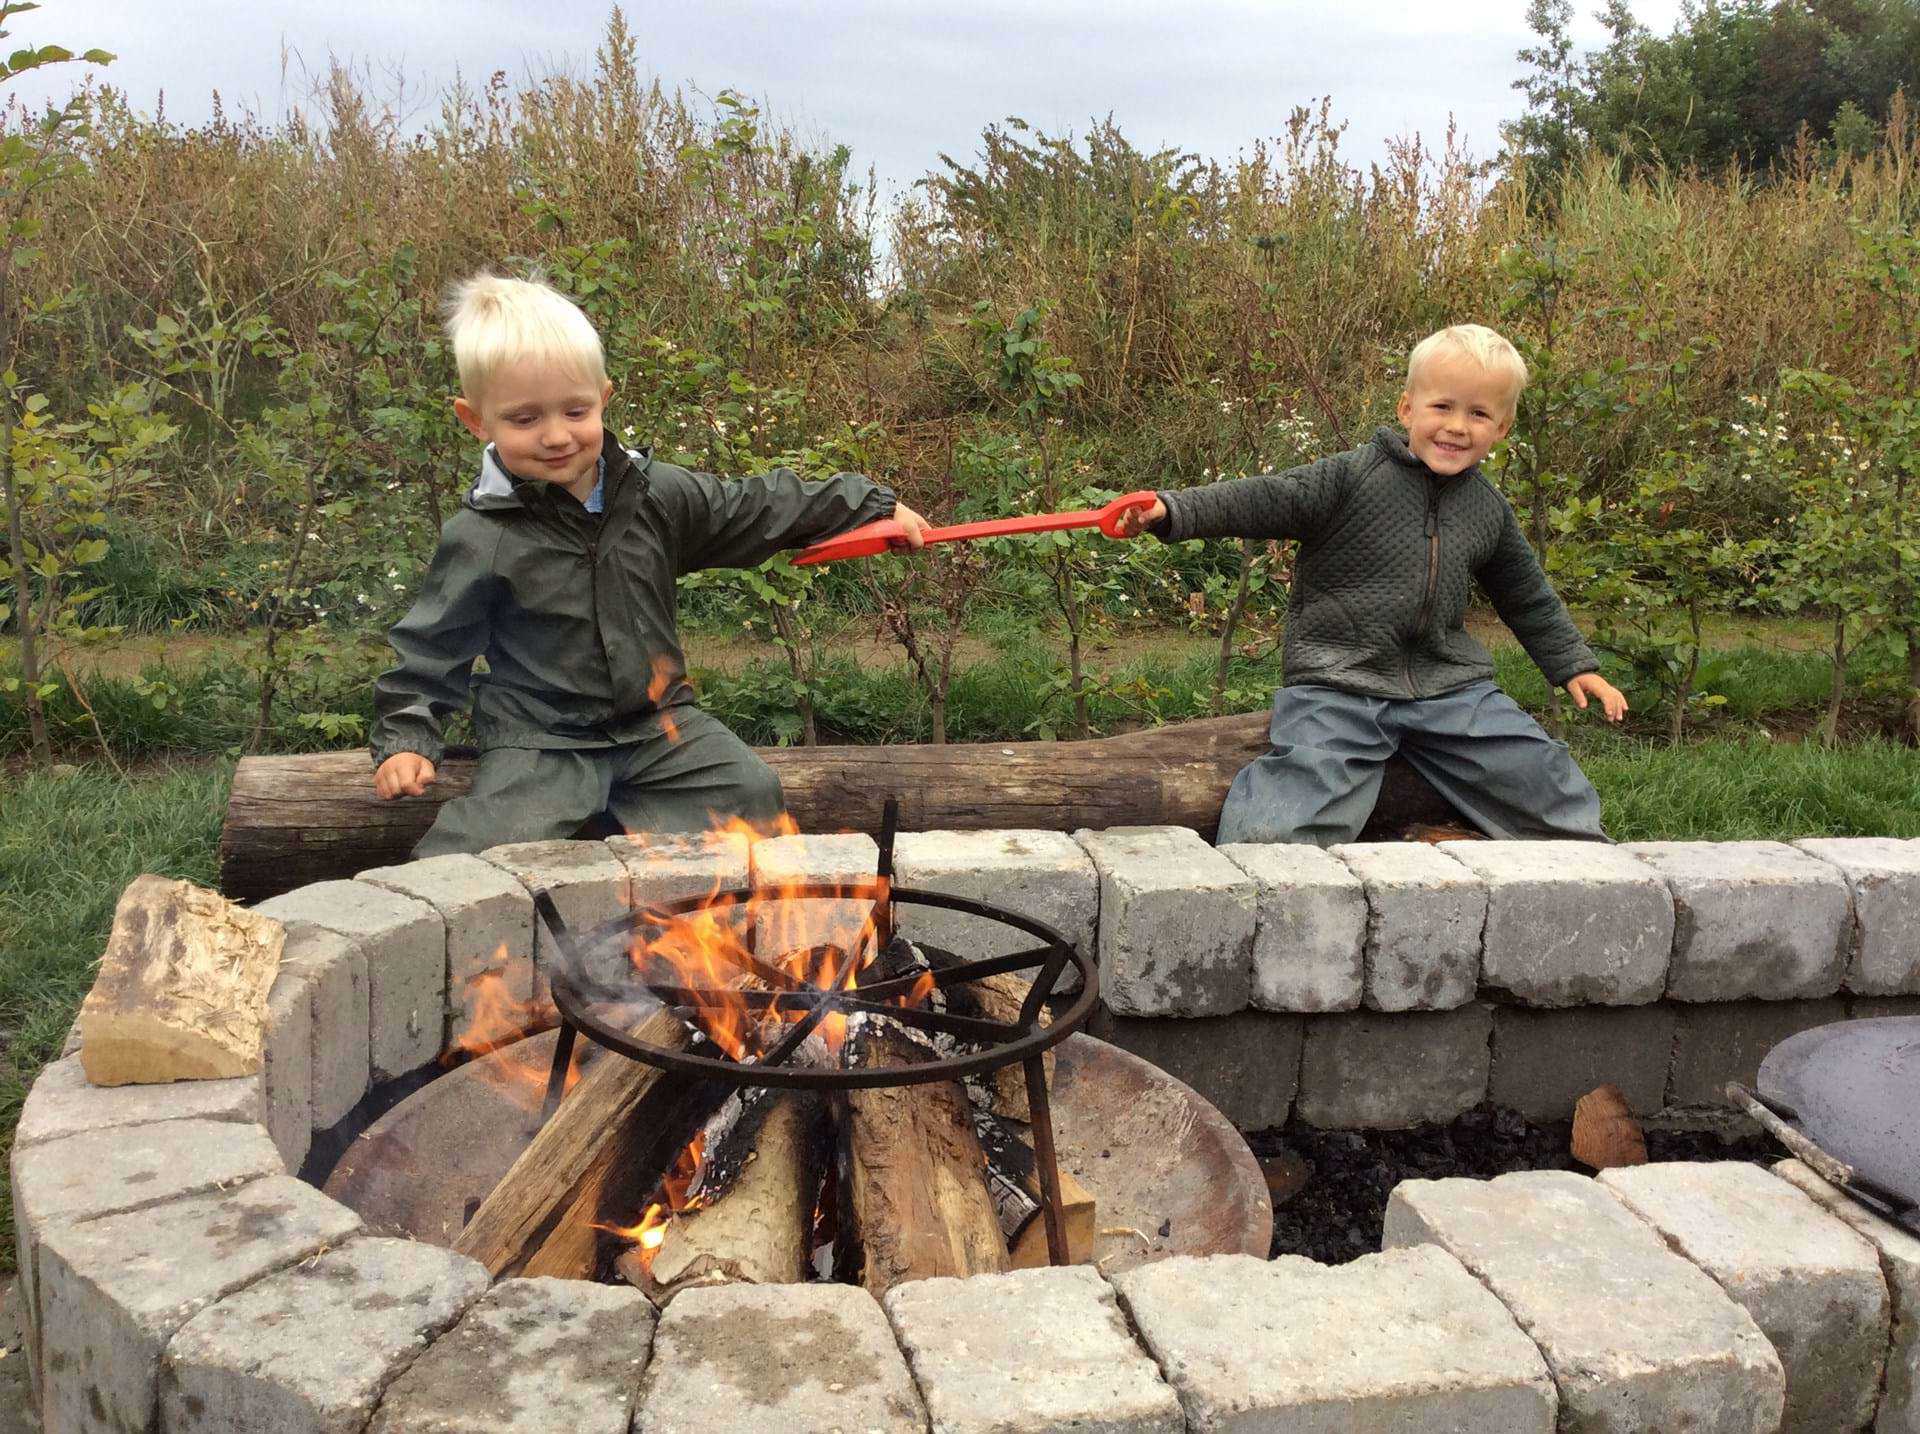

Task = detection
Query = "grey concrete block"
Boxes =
[886,1266,1182,1434]
[369,1277,654,1434]
[14,1054,261,1151]
[893,829,1097,993]
[1795,837,1920,996]
[161,1237,488,1434]
[1218,842,1365,1012]
[1330,842,1486,1011]
[15,1119,282,1233]
[1440,840,1672,1006]
[1489,1004,1678,1119]
[484,839,633,1004]
[1668,998,1847,1107]
[361,853,538,1054]
[749,833,878,966]
[609,829,752,908]
[257,880,446,1081]
[636,1281,924,1434]
[1626,841,1851,1001]
[263,964,312,1172]
[1385,1169,1785,1433]
[1088,1008,1300,1130]
[278,923,371,1130]
[1599,1161,1888,1433]
[1113,1247,1555,1432]
[1075,826,1255,1017]
[1296,1005,1492,1129]
[35,1175,361,1434]
[1774,1158,1920,1434]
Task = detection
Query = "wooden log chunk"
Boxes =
[636,1091,830,1304]
[79,875,285,1086]
[945,969,1052,1123]
[217,720,1465,901]
[838,1019,1010,1294]
[1008,1166,1097,1269]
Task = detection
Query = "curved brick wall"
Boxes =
[12,829,1920,1431]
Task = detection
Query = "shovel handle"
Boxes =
[792,491,1159,567]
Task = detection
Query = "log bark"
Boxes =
[635,1091,829,1304]
[79,876,285,1086]
[945,970,1051,1123]
[218,716,1465,901]
[454,1004,711,1278]
[838,1020,1010,1294]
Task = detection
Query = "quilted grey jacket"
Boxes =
[1157,427,1597,700]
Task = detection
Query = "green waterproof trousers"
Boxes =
[412,707,782,858]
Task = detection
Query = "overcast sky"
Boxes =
[8,1,1688,204]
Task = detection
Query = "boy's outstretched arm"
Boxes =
[370,523,498,795]
[664,464,927,573]
[1113,455,1350,544]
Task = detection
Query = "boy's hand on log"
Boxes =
[1566,673,1629,723]
[888,503,932,552]
[375,752,438,799]
[1109,496,1165,539]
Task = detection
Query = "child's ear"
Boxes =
[451,395,487,441]
[600,379,614,405]
[1395,389,1414,427]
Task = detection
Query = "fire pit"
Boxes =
[322,811,1271,1299]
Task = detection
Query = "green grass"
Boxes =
[0,760,232,1272]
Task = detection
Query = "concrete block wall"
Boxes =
[15,834,1920,1432]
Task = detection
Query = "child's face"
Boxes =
[453,360,614,501]
[1396,353,1516,476]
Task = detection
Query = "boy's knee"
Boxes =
[732,757,785,822]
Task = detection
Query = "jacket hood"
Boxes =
[462,433,652,512]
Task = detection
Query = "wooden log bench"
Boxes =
[217,712,1465,902]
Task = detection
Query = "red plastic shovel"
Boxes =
[792,490,1160,567]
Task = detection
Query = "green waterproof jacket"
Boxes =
[370,430,895,767]
[1157,426,1597,700]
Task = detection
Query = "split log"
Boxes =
[79,876,285,1086]
[944,967,1052,1123]
[454,1002,720,1278]
[1009,1166,1096,1269]
[1571,1084,1648,1171]
[218,717,1464,901]
[635,1091,829,1304]
[838,1019,1010,1294]
[973,1107,1096,1266]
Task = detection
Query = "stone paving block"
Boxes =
[362,853,537,1053]
[1296,1004,1492,1129]
[1774,1158,1920,1434]
[1625,841,1851,1001]
[610,829,752,907]
[1089,1007,1300,1130]
[886,1265,1182,1434]
[1075,827,1255,1017]
[749,832,878,966]
[1384,1169,1786,1433]
[161,1236,489,1434]
[263,964,312,1172]
[1795,837,1920,996]
[1599,1160,1888,1433]
[636,1281,924,1434]
[892,828,1097,978]
[277,923,371,1130]
[369,1277,654,1434]
[1489,1003,1678,1119]
[1218,842,1365,1012]
[256,880,446,1081]
[484,840,632,1003]
[15,1118,282,1234]
[1440,840,1672,1006]
[14,1053,261,1150]
[1668,998,1847,1107]
[1330,842,1486,1011]
[1117,1247,1556,1431]
[34,1174,362,1434]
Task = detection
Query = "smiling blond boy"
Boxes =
[371,272,927,855]
[1116,323,1626,845]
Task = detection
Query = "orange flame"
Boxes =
[443,961,575,1108]
[648,655,683,744]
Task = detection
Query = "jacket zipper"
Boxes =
[1405,485,1441,697]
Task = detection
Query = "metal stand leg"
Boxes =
[1023,1054,1069,1265]
[542,1021,578,1123]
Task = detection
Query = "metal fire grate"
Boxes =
[528,803,1099,1266]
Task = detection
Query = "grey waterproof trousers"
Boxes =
[412,707,783,858]
[1217,680,1607,846]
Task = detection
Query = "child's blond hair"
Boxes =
[443,272,607,404]
[1406,324,1528,416]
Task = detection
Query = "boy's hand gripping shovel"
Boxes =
[792,490,1160,567]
